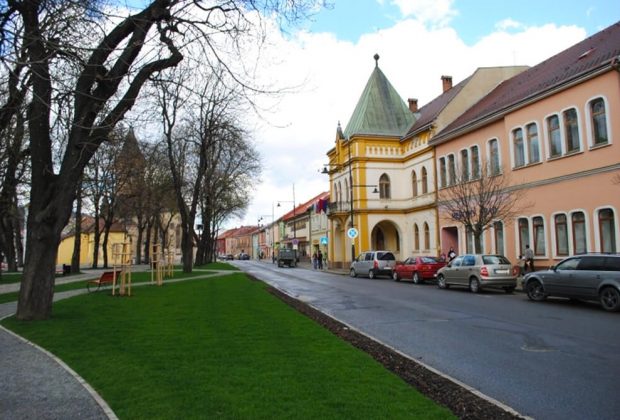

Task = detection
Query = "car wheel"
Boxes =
[437,274,447,289]
[504,287,515,294]
[393,271,400,282]
[412,272,421,285]
[469,278,481,293]
[599,286,620,312]
[349,268,357,278]
[526,280,547,302]
[368,270,376,280]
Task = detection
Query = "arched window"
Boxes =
[572,212,587,254]
[598,208,616,253]
[589,97,608,146]
[421,167,428,194]
[513,128,525,167]
[554,214,569,256]
[379,174,391,199]
[414,224,420,251]
[424,222,430,250]
[412,170,418,197]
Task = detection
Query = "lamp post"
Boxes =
[322,140,378,263]
[277,184,296,259]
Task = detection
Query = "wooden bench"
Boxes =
[87,270,121,292]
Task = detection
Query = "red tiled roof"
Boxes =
[281,191,329,220]
[218,225,260,239]
[431,20,620,144]
[404,76,471,138]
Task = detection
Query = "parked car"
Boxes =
[392,256,446,284]
[350,251,396,279]
[224,254,234,260]
[522,254,620,312]
[436,254,517,293]
[238,252,250,260]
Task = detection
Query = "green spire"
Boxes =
[344,54,414,138]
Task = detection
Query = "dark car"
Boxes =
[238,253,250,260]
[225,254,234,260]
[522,254,620,312]
[436,254,517,293]
[392,256,446,284]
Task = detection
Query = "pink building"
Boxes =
[430,21,620,268]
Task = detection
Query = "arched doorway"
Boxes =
[371,220,401,257]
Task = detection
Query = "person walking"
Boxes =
[317,250,323,270]
[312,251,318,269]
[524,245,535,272]
[448,247,457,262]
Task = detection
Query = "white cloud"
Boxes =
[390,0,458,27]
[226,14,587,228]
[495,18,523,31]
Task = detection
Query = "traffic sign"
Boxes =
[320,236,328,245]
[347,227,358,239]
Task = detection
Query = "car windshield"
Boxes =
[482,255,510,265]
[420,257,439,264]
[377,252,395,260]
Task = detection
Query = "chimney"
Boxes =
[441,75,453,92]
[407,98,418,112]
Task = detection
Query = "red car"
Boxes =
[392,256,446,284]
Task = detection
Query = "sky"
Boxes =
[126,0,620,230]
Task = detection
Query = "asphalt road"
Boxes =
[237,260,620,420]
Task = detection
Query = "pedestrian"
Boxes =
[524,245,535,272]
[448,247,456,262]
[317,250,323,270]
[312,251,318,269]
[517,255,526,276]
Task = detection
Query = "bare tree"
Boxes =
[3,0,320,320]
[439,160,532,253]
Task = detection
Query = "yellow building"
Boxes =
[326,55,526,268]
[57,217,127,267]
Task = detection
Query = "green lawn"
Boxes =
[2,273,453,419]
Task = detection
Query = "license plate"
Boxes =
[495,269,509,274]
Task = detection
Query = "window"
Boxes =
[379,174,391,199]
[448,154,456,185]
[563,108,580,153]
[513,128,525,167]
[493,221,504,256]
[599,208,617,253]
[518,217,530,255]
[470,146,480,179]
[589,97,608,146]
[554,214,569,256]
[572,212,587,254]
[460,149,470,180]
[526,123,540,163]
[424,222,430,250]
[412,170,418,197]
[533,216,546,256]
[336,182,341,204]
[439,157,447,188]
[488,139,500,175]
[414,224,420,251]
[463,255,476,266]
[547,115,561,157]
[344,178,349,203]
[421,167,428,194]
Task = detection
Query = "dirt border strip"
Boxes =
[258,278,530,420]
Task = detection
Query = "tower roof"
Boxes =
[343,54,414,138]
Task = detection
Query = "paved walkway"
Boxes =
[0,267,231,420]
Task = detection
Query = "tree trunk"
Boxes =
[474,231,483,254]
[181,226,193,272]
[71,181,82,274]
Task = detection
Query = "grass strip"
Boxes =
[2,273,453,419]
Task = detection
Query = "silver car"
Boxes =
[522,254,620,312]
[436,254,517,293]
[350,251,396,279]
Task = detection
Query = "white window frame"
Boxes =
[584,95,612,148]
[593,206,618,253]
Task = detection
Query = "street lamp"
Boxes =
[277,184,296,259]
[322,139,378,262]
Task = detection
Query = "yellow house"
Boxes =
[325,55,527,268]
[57,217,127,267]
